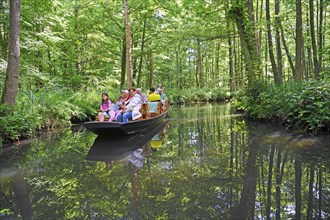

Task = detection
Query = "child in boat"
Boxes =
[98,92,111,122]
[108,96,123,122]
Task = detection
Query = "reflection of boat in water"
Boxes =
[85,121,167,162]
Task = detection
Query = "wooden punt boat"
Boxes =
[83,100,169,136]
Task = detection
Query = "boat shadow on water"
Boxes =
[85,121,168,165]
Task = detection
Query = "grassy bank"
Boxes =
[233,80,330,134]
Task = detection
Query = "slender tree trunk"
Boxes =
[280,23,295,76]
[132,41,137,87]
[318,0,323,75]
[124,0,132,88]
[257,0,264,79]
[295,0,304,82]
[228,38,234,92]
[1,0,20,107]
[275,0,283,84]
[309,0,320,78]
[266,0,278,84]
[74,0,81,77]
[120,39,126,88]
[196,39,202,88]
[225,0,234,91]
[146,49,153,88]
[137,18,147,88]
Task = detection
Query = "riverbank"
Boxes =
[0,87,231,148]
[0,89,99,149]
[1,81,329,148]
[232,80,330,134]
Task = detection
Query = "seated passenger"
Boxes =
[148,87,161,102]
[158,88,167,100]
[136,88,148,103]
[98,92,111,122]
[121,89,130,101]
[156,84,163,94]
[116,88,142,123]
[108,97,123,122]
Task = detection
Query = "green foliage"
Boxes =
[233,80,330,134]
[0,88,102,144]
[167,87,230,104]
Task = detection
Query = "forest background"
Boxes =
[0,0,329,146]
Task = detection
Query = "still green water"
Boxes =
[1,103,329,219]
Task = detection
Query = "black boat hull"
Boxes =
[83,111,168,136]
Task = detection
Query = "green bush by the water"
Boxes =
[233,80,330,134]
[0,88,100,144]
[167,87,231,104]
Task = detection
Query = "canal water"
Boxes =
[1,103,329,219]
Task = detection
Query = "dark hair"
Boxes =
[149,87,155,92]
[129,87,136,92]
[101,92,109,103]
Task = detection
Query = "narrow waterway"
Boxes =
[1,103,329,219]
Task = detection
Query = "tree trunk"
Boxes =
[280,23,295,76]
[231,0,259,86]
[1,0,20,107]
[317,0,323,75]
[196,39,202,88]
[266,0,278,84]
[146,49,153,88]
[137,18,147,88]
[120,39,126,88]
[124,0,132,88]
[295,0,304,82]
[275,0,283,84]
[132,41,137,87]
[309,0,319,78]
[74,0,81,81]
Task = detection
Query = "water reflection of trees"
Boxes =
[0,104,329,219]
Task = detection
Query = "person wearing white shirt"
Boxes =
[117,88,142,123]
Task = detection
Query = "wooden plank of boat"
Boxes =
[83,109,168,136]
[85,120,167,161]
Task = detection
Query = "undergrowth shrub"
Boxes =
[233,80,330,134]
[0,88,101,144]
[167,87,230,104]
